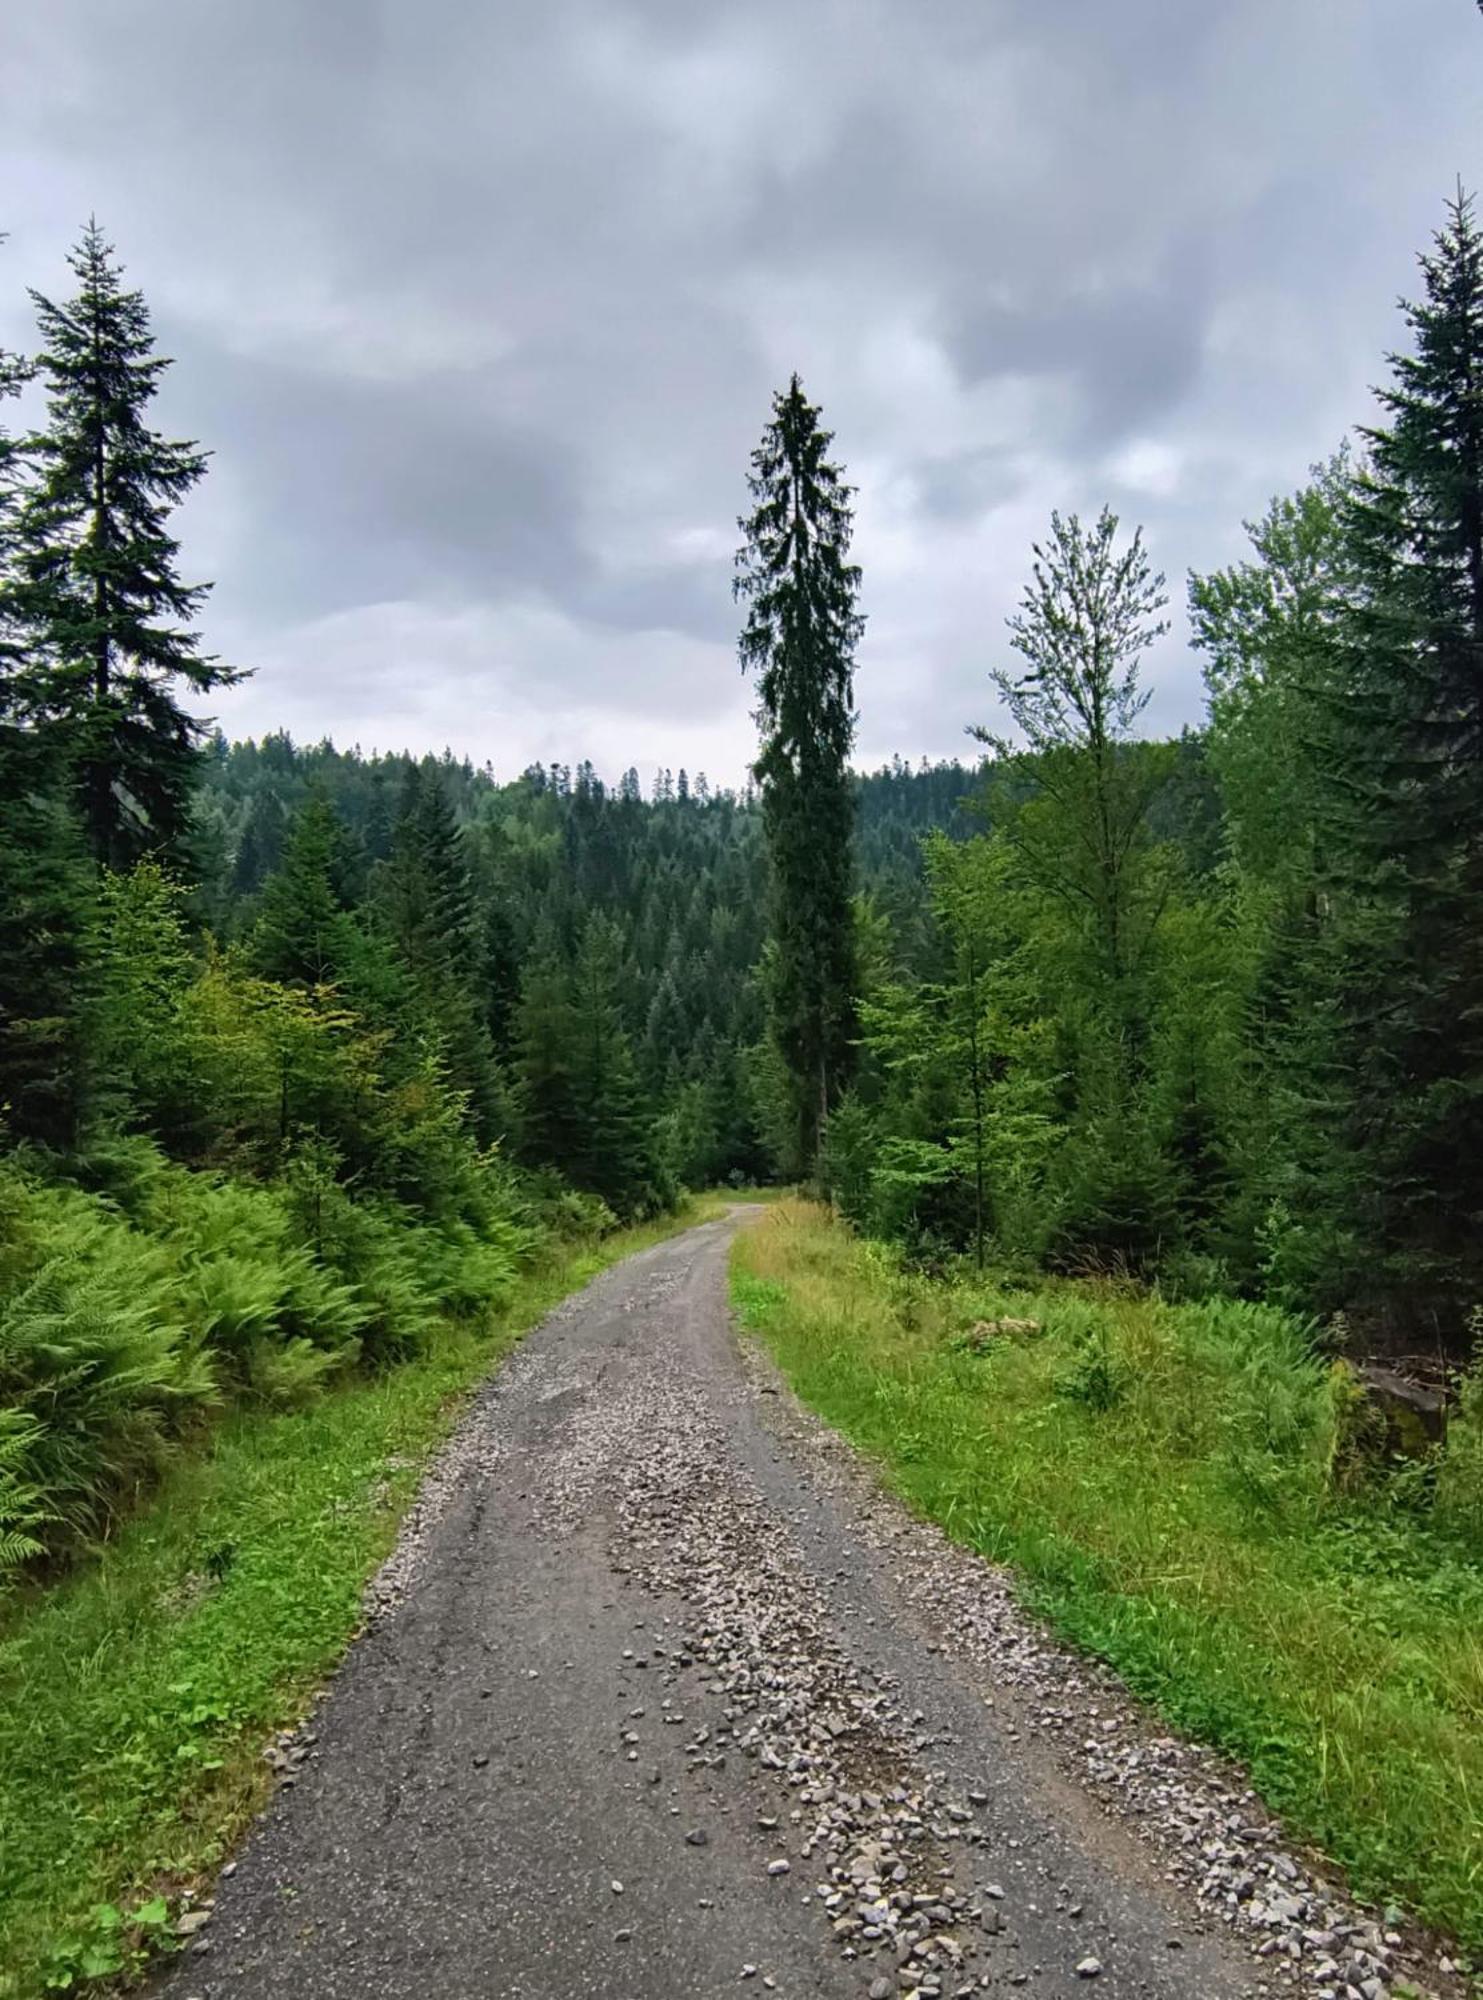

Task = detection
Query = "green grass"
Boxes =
[734,1199,1483,1969]
[0,1197,721,1999]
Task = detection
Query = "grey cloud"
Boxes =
[158,336,594,621]
[944,238,1213,448]
[0,0,1479,782]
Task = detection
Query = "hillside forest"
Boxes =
[2,190,1483,1588]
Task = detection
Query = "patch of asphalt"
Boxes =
[158,1212,1462,2000]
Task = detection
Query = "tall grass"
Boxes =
[734,1199,1483,1960]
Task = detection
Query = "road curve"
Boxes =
[163,1210,1263,2000]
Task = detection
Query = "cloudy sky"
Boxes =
[2,2,1480,787]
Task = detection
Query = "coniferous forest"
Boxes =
[2,187,1483,1592]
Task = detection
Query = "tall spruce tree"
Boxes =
[1316,189,1483,1326]
[8,221,238,867]
[734,374,863,1175]
[0,237,93,1146]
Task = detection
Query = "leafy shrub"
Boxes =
[522,1167,618,1242]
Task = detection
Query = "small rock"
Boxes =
[686,1828,710,1847]
[1075,1957,1103,1979]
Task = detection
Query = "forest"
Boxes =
[1,184,1482,1599]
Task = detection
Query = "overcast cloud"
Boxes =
[2,1,1479,785]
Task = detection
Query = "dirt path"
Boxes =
[159,1212,1385,2000]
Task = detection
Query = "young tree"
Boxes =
[735,375,864,1174]
[249,794,362,989]
[1189,454,1350,888]
[8,221,240,867]
[379,764,476,989]
[514,918,667,1217]
[975,507,1170,986]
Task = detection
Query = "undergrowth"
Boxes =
[733,1198,1483,1966]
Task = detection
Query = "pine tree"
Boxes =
[1314,189,1483,1322]
[379,764,500,1137]
[567,916,665,1217]
[514,929,587,1178]
[0,734,94,1147]
[0,240,92,1146]
[248,794,362,988]
[380,764,476,987]
[6,221,240,867]
[734,374,864,1175]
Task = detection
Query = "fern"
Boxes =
[0,1410,52,1583]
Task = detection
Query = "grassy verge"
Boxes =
[733,1199,1483,1967]
[0,1196,722,1999]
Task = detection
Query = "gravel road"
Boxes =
[162,1210,1455,2000]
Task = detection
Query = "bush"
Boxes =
[0,1129,553,1566]
[0,1170,217,1541]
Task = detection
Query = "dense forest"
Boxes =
[1,187,1482,1589]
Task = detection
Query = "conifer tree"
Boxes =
[514,927,586,1178]
[0,238,94,1146]
[249,795,362,989]
[381,765,476,987]
[734,374,863,1174]
[8,222,239,867]
[379,764,500,1137]
[567,916,665,1217]
[1314,189,1483,1315]
[0,751,93,1147]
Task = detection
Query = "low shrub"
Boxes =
[0,1131,552,1573]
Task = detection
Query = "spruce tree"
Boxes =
[514,929,586,1180]
[0,238,94,1146]
[734,374,863,1175]
[0,742,94,1147]
[381,764,477,987]
[8,221,239,867]
[1314,189,1483,1322]
[379,764,500,1137]
[249,794,363,988]
[567,916,665,1217]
